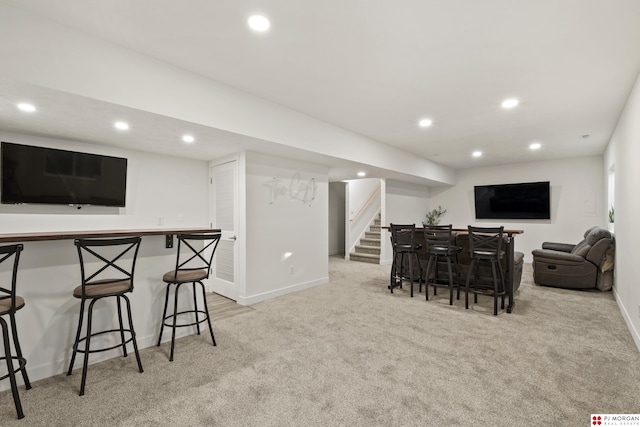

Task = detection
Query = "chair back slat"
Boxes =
[171,233,222,281]
[423,224,454,250]
[390,224,416,247]
[74,237,142,296]
[467,226,504,255]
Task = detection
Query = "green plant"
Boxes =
[608,205,615,223]
[424,205,447,226]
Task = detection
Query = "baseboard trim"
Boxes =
[237,277,329,306]
[613,286,640,352]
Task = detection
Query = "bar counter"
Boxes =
[0,227,220,243]
[0,227,221,393]
[384,226,523,313]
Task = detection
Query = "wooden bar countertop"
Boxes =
[0,228,221,243]
[381,226,524,235]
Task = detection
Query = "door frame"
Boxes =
[207,154,247,303]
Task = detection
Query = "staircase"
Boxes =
[350,214,381,264]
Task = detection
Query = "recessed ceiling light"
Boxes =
[501,98,519,109]
[472,151,482,158]
[529,142,541,150]
[182,135,195,143]
[418,118,433,128]
[114,121,129,130]
[17,103,36,112]
[248,15,270,32]
[357,171,366,177]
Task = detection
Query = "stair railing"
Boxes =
[348,183,382,256]
[350,183,381,223]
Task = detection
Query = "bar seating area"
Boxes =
[0,228,221,419]
[388,224,524,315]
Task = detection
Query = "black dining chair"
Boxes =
[0,244,31,419]
[465,226,507,315]
[67,237,144,396]
[389,224,423,297]
[157,233,221,361]
[423,224,463,304]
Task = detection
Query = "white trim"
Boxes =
[236,277,329,306]
[613,286,640,352]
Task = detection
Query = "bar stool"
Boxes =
[423,225,463,305]
[389,224,423,297]
[157,233,221,361]
[67,237,143,396]
[465,226,507,315]
[0,244,31,419]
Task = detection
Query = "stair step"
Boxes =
[360,237,380,247]
[350,253,380,264]
[355,245,380,255]
[369,224,381,231]
[365,231,381,239]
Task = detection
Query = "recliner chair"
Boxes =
[531,227,615,290]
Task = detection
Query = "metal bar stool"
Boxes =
[157,233,221,361]
[0,244,31,419]
[423,225,463,304]
[389,224,423,297]
[465,226,507,315]
[67,237,144,396]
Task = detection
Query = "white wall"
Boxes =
[0,132,210,391]
[385,179,431,225]
[0,132,209,231]
[328,182,346,255]
[382,179,431,264]
[429,156,604,262]
[0,3,455,187]
[243,152,329,305]
[605,71,640,350]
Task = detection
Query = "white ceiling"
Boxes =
[2,0,640,176]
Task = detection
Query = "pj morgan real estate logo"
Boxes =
[591,414,640,426]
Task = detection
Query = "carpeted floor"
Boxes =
[1,256,638,426]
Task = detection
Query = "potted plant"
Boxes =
[608,205,614,223]
[424,205,447,226]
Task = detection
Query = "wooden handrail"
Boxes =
[350,183,381,222]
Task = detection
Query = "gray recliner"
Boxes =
[531,227,615,290]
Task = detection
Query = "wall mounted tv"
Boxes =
[474,181,550,220]
[1,142,127,207]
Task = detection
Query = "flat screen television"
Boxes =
[1,142,127,207]
[474,181,550,220]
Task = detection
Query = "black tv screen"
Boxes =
[1,142,127,207]
[474,181,550,220]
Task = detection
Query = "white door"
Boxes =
[209,160,238,300]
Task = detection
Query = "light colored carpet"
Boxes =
[1,256,638,426]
